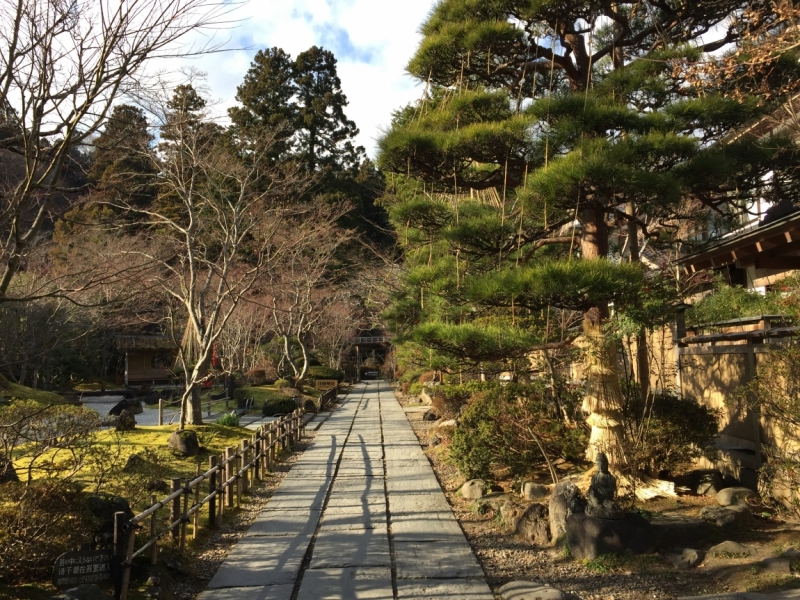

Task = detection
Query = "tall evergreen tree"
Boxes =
[379,0,800,468]
[228,46,364,174]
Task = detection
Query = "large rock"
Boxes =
[709,540,753,557]
[86,494,134,547]
[515,503,551,545]
[697,471,724,496]
[566,512,657,560]
[109,398,143,416]
[168,429,200,456]
[549,481,586,540]
[63,584,113,600]
[699,503,750,527]
[422,409,439,422]
[116,409,136,431]
[460,479,486,500]
[498,581,565,600]
[760,557,792,575]
[716,487,756,507]
[521,482,549,501]
[667,548,704,569]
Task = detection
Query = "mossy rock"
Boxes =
[168,430,199,456]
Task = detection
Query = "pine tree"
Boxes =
[88,104,156,206]
[228,46,364,174]
[379,0,800,469]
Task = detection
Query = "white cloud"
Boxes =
[155,0,434,158]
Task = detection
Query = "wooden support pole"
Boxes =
[150,495,158,565]
[119,519,136,600]
[193,463,200,540]
[170,478,181,542]
[180,481,189,550]
[218,455,224,526]
[209,456,217,528]
[158,398,163,426]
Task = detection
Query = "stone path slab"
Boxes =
[200,381,492,600]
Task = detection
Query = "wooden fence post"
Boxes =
[240,440,249,495]
[112,511,126,600]
[209,456,217,528]
[253,433,260,482]
[119,519,136,600]
[218,454,224,526]
[225,448,234,508]
[235,446,242,507]
[170,478,181,542]
[158,398,163,426]
[150,495,158,566]
[192,463,200,540]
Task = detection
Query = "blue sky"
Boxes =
[167,0,435,158]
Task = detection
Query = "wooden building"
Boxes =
[116,335,177,386]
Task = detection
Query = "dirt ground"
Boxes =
[396,391,800,600]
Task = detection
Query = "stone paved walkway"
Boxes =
[199,381,493,600]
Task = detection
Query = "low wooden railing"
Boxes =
[111,408,306,600]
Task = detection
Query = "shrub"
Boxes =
[430,385,473,419]
[244,369,267,385]
[216,412,240,427]
[408,382,423,396]
[418,370,436,385]
[308,366,345,382]
[0,481,96,583]
[263,397,299,416]
[621,385,719,475]
[450,383,587,480]
[303,399,318,413]
[274,378,290,389]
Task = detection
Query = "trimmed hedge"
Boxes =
[308,366,345,382]
[263,397,299,416]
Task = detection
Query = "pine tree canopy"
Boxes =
[228,45,364,174]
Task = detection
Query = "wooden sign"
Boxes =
[53,550,112,588]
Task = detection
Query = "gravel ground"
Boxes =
[396,390,800,600]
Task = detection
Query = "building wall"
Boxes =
[126,349,175,383]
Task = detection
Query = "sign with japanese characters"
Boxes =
[52,550,112,588]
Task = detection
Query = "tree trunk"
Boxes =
[626,201,650,401]
[579,206,626,469]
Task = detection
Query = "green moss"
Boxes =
[0,375,65,404]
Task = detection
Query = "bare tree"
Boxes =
[0,0,238,302]
[264,209,353,385]
[107,87,313,426]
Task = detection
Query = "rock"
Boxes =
[709,540,753,557]
[460,479,486,500]
[422,409,439,421]
[716,486,757,507]
[782,546,800,559]
[697,471,724,496]
[109,398,143,416]
[476,493,516,514]
[760,557,792,575]
[549,481,586,540]
[168,429,200,456]
[521,482,549,501]
[700,503,750,527]
[667,548,704,569]
[0,454,19,483]
[123,453,147,472]
[515,503,551,545]
[63,585,113,600]
[146,479,169,493]
[116,408,136,431]
[566,512,657,560]
[498,580,565,600]
[501,502,527,529]
[437,418,457,429]
[429,434,441,447]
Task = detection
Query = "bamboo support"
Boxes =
[240,440,249,495]
[180,481,189,550]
